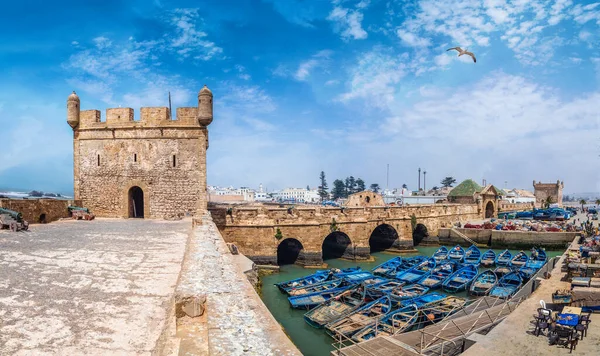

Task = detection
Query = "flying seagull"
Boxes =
[447,47,476,63]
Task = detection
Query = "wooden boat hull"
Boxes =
[463,245,482,266]
[389,285,430,304]
[351,305,419,342]
[432,246,449,263]
[442,265,478,293]
[495,249,512,266]
[480,249,496,267]
[489,271,522,299]
[469,270,498,296]
[288,285,355,309]
[325,296,393,339]
[304,287,366,328]
[287,279,342,296]
[447,245,465,262]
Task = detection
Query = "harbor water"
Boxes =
[259,246,564,356]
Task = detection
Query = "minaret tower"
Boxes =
[197,85,213,216]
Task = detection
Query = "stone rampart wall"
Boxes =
[0,198,81,224]
[438,227,578,249]
[210,204,481,265]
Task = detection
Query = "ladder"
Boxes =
[450,228,486,248]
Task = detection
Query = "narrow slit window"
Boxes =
[172,155,177,167]
[134,154,137,162]
[97,154,100,166]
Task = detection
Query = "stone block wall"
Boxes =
[210,203,481,265]
[0,198,81,224]
[76,134,205,219]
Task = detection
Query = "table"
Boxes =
[556,313,579,327]
[562,306,582,315]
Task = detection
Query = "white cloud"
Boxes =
[168,8,223,60]
[337,48,406,108]
[93,36,112,50]
[325,79,339,86]
[397,30,431,47]
[235,65,251,80]
[394,0,584,66]
[327,2,368,41]
[294,50,333,81]
[569,57,582,64]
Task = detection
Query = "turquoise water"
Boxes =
[260,247,564,356]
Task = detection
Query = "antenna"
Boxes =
[168,91,172,120]
[386,164,389,191]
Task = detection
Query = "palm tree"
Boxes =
[580,199,587,211]
[544,196,554,209]
[595,199,600,206]
[402,184,408,189]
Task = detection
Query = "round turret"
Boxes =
[67,91,80,129]
[197,84,213,126]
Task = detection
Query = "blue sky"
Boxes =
[0,0,599,195]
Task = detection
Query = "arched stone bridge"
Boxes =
[210,204,490,266]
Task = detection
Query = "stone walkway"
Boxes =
[176,215,301,356]
[0,218,189,356]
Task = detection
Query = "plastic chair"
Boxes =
[540,300,547,309]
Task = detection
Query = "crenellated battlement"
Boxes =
[77,107,201,130]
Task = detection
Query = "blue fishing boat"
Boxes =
[325,295,393,339]
[464,245,482,266]
[469,270,498,296]
[509,251,528,268]
[288,284,355,309]
[343,271,376,284]
[276,270,331,293]
[404,292,447,308]
[417,261,456,289]
[372,256,403,276]
[389,284,429,304]
[480,249,496,267]
[332,267,363,278]
[304,286,367,328]
[288,279,343,296]
[442,264,478,293]
[516,211,533,219]
[365,280,406,299]
[387,256,429,278]
[432,246,449,263]
[419,296,467,325]
[396,258,436,284]
[489,271,523,299]
[448,245,465,262]
[495,249,512,266]
[518,248,548,280]
[361,275,388,287]
[494,265,514,277]
[351,304,419,342]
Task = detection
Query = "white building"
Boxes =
[254,183,272,202]
[503,189,536,204]
[272,187,321,203]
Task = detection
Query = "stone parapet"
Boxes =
[173,214,301,355]
[0,198,82,224]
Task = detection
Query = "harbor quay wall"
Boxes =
[498,202,535,212]
[438,228,579,250]
[0,198,81,224]
[209,204,481,266]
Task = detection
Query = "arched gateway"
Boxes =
[369,224,400,253]
[322,232,353,260]
[277,238,304,265]
[128,186,144,218]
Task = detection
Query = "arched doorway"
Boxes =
[38,213,47,224]
[322,232,353,260]
[369,224,399,253]
[277,238,304,265]
[485,201,494,219]
[413,223,429,246]
[128,186,144,218]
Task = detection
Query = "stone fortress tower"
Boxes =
[67,85,213,218]
[533,180,564,207]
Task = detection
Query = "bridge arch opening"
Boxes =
[277,238,304,265]
[485,201,494,219]
[322,231,353,260]
[369,224,399,253]
[412,223,429,246]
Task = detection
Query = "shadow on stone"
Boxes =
[322,232,352,260]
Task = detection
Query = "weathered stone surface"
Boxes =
[0,198,81,224]
[176,295,207,318]
[68,89,213,219]
[175,214,301,356]
[210,204,481,264]
[0,218,189,355]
